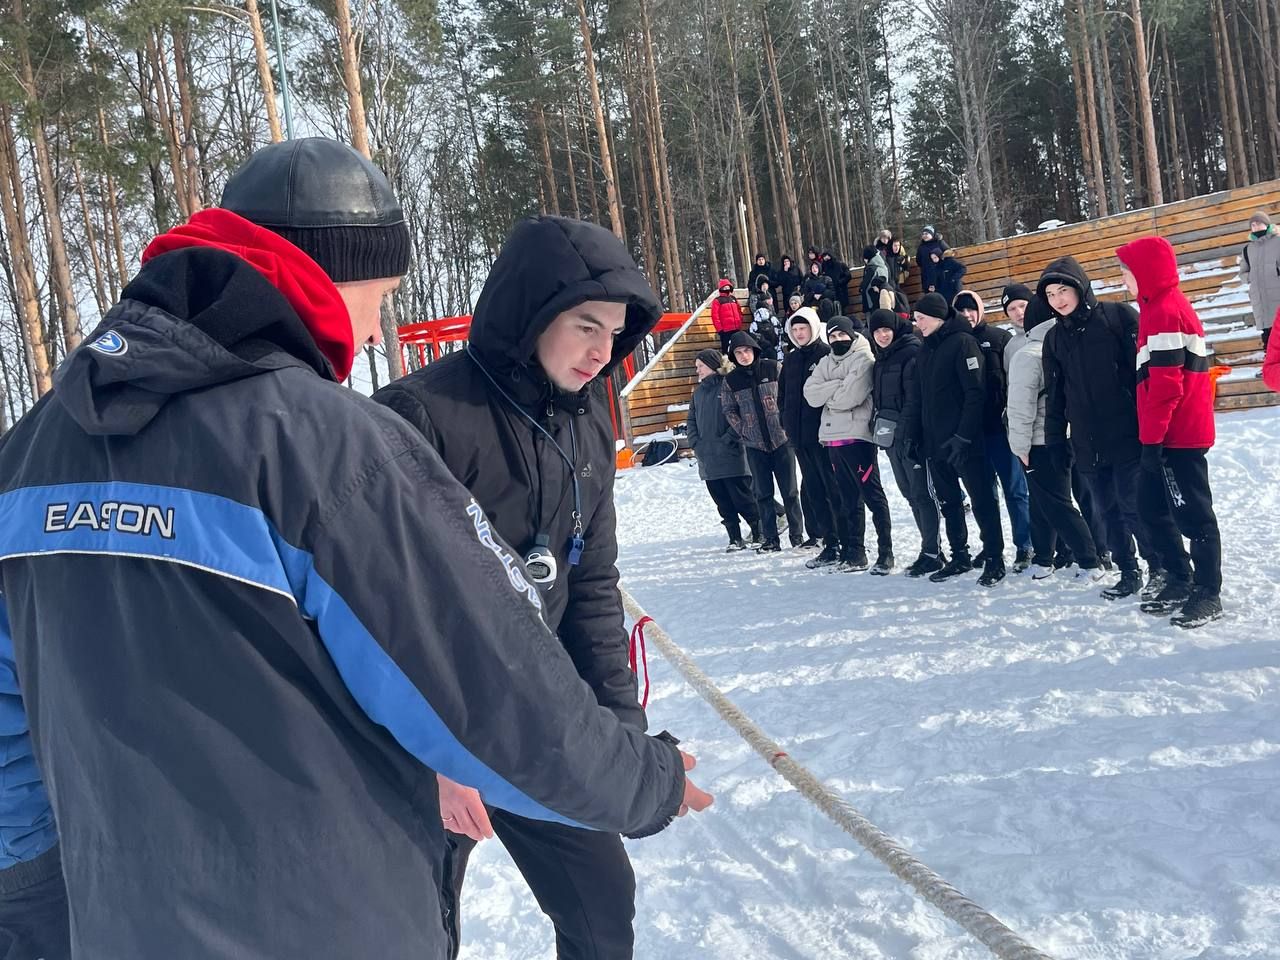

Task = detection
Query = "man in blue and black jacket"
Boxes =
[0,138,703,959]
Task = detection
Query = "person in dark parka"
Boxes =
[774,255,804,304]
[778,307,848,564]
[870,308,943,577]
[1039,255,1175,601]
[375,214,712,960]
[903,293,1007,586]
[748,254,773,296]
[822,250,853,310]
[0,141,700,960]
[803,260,831,306]
[935,252,968,304]
[688,349,760,550]
[916,226,950,291]
[721,331,805,551]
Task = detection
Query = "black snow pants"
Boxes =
[1137,447,1223,594]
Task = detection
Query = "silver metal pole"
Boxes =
[268,0,295,139]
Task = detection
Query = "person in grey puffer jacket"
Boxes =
[1006,296,1102,580]
[1242,211,1280,351]
[803,317,893,573]
[688,348,760,550]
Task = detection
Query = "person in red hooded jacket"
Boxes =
[1264,306,1280,392]
[710,279,743,353]
[1115,235,1223,628]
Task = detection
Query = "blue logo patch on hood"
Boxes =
[88,331,128,356]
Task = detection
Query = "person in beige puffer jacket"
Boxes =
[803,316,894,573]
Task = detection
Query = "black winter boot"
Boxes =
[756,538,781,553]
[870,551,895,576]
[978,557,1007,587]
[906,553,944,578]
[806,545,841,569]
[799,537,821,549]
[1101,568,1143,600]
[929,550,974,582]
[726,539,748,552]
[1012,547,1033,574]
[1140,577,1193,615]
[838,552,870,573]
[1170,588,1224,629]
[748,525,762,545]
[1141,568,1168,602]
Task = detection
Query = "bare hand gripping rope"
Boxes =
[620,587,1057,960]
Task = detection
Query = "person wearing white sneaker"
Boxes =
[1006,296,1105,580]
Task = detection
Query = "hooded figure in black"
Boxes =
[0,145,691,960]
[904,293,1007,585]
[721,331,806,550]
[779,308,847,562]
[748,254,773,295]
[821,250,852,309]
[1038,255,1172,598]
[916,227,950,290]
[373,215,683,959]
[774,254,804,303]
[870,308,941,575]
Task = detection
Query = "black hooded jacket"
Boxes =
[822,253,852,306]
[872,317,923,421]
[748,259,773,294]
[373,217,661,731]
[779,338,830,446]
[773,260,804,302]
[906,314,987,458]
[0,245,682,958]
[968,319,1013,435]
[1036,256,1141,467]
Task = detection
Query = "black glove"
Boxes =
[1047,442,1073,474]
[940,434,971,467]
[1140,443,1164,473]
[902,437,920,463]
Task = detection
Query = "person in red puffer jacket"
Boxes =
[1264,306,1280,392]
[1115,235,1223,628]
[710,279,743,353]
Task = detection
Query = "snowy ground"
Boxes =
[459,407,1280,960]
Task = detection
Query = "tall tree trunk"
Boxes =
[245,0,283,141]
[73,158,110,319]
[1257,0,1280,177]
[1131,0,1163,204]
[86,22,129,287]
[623,57,658,279]
[690,113,720,284]
[761,13,804,263]
[1211,0,1247,187]
[170,24,203,214]
[576,0,624,239]
[638,0,684,306]
[574,83,602,224]
[13,13,82,352]
[533,101,561,216]
[1125,47,1146,204]
[147,29,192,221]
[1068,18,1099,215]
[560,108,582,219]
[1092,0,1125,212]
[0,109,51,396]
[1075,0,1109,216]
[1226,1,1260,180]
[1161,32,1187,201]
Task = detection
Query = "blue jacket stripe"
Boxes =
[0,482,584,829]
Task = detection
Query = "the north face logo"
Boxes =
[88,331,128,356]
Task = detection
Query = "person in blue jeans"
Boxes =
[953,291,1034,572]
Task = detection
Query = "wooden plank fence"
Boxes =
[625,180,1280,438]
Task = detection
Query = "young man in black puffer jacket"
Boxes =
[1038,256,1178,601]
[870,308,943,577]
[722,331,806,551]
[779,307,850,565]
[903,294,1007,586]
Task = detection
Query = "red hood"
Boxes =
[1115,236,1179,302]
[143,208,354,381]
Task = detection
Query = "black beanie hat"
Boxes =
[953,291,980,314]
[862,245,876,260]
[826,316,856,340]
[221,138,411,283]
[728,331,759,356]
[695,348,723,372]
[868,308,897,332]
[915,292,950,321]
[1023,296,1054,333]
[1001,283,1033,314]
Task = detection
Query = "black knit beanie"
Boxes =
[1001,283,1034,314]
[914,292,950,321]
[221,138,411,282]
[1023,296,1054,333]
[696,348,723,372]
[868,308,897,332]
[826,316,856,340]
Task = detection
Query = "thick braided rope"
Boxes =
[621,587,1056,960]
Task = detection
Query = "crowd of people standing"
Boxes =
[690,224,1238,630]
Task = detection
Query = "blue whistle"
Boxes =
[568,537,585,566]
